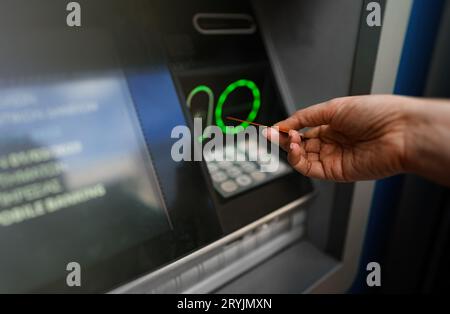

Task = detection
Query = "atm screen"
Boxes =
[0,1,222,293]
[0,27,175,291]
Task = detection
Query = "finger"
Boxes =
[307,152,320,161]
[263,127,290,152]
[289,130,302,145]
[304,126,321,139]
[288,143,326,179]
[287,142,307,172]
[304,138,321,153]
[275,99,341,131]
[304,125,351,144]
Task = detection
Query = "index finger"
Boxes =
[275,99,341,131]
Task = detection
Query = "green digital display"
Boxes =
[186,79,262,136]
[186,85,214,127]
[215,79,261,134]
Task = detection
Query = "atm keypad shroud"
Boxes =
[158,0,313,231]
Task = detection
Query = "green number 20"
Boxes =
[186,79,261,135]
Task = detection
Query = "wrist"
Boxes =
[396,97,450,186]
[402,99,426,173]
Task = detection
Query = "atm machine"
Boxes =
[0,0,397,293]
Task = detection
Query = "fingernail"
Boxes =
[290,143,296,151]
[271,127,280,135]
[262,128,268,138]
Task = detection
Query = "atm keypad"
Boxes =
[205,140,292,198]
[226,167,242,178]
[236,175,252,187]
[211,171,228,183]
[220,180,239,193]
[250,171,266,182]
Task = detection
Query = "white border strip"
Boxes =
[371,0,413,94]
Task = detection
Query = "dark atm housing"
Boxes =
[0,0,376,293]
[158,0,313,232]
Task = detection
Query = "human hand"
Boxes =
[264,95,418,182]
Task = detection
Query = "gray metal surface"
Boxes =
[111,195,314,294]
[254,0,364,252]
[216,241,338,294]
[254,0,363,112]
[185,223,307,293]
[308,0,413,293]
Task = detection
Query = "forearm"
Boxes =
[405,98,450,187]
